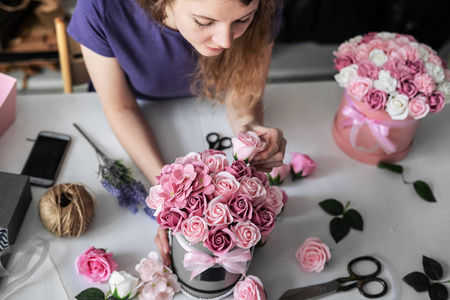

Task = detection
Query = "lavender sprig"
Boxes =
[74,123,155,219]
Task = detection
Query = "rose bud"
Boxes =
[109,271,140,300]
[267,163,290,186]
[290,152,317,181]
[232,131,266,163]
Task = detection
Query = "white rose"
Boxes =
[109,271,140,300]
[410,42,430,61]
[369,49,388,67]
[348,35,362,43]
[425,62,445,83]
[437,81,450,104]
[375,32,396,40]
[334,64,358,88]
[386,92,410,120]
[374,70,397,93]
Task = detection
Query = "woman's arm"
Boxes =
[225,42,287,172]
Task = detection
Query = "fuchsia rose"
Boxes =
[232,131,266,163]
[135,251,165,282]
[406,59,425,76]
[250,166,269,186]
[364,88,388,110]
[224,160,253,182]
[267,164,290,186]
[333,54,354,71]
[265,185,284,215]
[75,246,118,283]
[184,193,208,217]
[238,177,267,207]
[251,204,276,236]
[204,225,236,256]
[228,194,254,222]
[212,171,240,200]
[427,91,445,113]
[347,76,372,101]
[408,95,430,119]
[357,59,379,79]
[290,152,317,179]
[201,150,229,173]
[157,206,187,232]
[398,76,418,98]
[296,237,331,273]
[234,275,266,300]
[181,216,209,244]
[233,221,261,249]
[205,196,233,226]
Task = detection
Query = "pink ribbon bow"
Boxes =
[175,234,251,281]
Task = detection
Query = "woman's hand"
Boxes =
[240,123,287,172]
[155,227,172,266]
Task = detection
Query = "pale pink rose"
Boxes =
[181,216,209,244]
[414,74,436,95]
[290,152,317,179]
[356,59,379,79]
[354,43,371,61]
[135,251,165,282]
[428,54,444,68]
[234,275,266,300]
[205,196,233,226]
[364,88,387,110]
[267,163,290,186]
[265,185,284,215]
[296,237,331,273]
[334,42,356,57]
[347,76,372,101]
[367,38,386,53]
[146,185,165,216]
[333,54,355,71]
[386,44,407,61]
[204,225,236,256]
[403,44,420,61]
[238,176,267,207]
[212,171,240,200]
[201,151,229,174]
[75,246,118,283]
[174,152,202,165]
[233,221,261,249]
[427,91,445,113]
[408,96,430,119]
[232,131,266,163]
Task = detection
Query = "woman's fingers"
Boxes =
[154,227,171,266]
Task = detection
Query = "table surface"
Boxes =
[1,81,449,300]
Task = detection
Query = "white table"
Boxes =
[1,81,449,300]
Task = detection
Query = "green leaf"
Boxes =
[413,181,437,202]
[75,288,105,300]
[319,199,344,216]
[423,256,443,280]
[402,271,430,292]
[330,217,350,243]
[429,283,449,300]
[344,209,364,231]
[377,162,404,174]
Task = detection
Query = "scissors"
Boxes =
[206,132,232,150]
[279,256,388,300]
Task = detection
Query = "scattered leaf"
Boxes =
[423,256,443,280]
[403,271,431,292]
[330,217,350,243]
[319,199,344,216]
[428,284,449,300]
[414,181,437,202]
[344,209,364,231]
[377,162,404,174]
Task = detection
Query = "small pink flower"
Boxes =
[233,275,266,300]
[267,164,290,186]
[135,251,165,282]
[290,153,317,180]
[232,131,266,163]
[75,246,118,283]
[296,237,331,273]
[181,216,209,244]
[233,221,261,249]
[139,276,169,300]
[408,95,430,119]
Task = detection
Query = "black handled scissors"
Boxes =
[279,256,388,300]
[206,132,232,150]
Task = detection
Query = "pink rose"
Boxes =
[383,59,409,79]
[205,196,233,226]
[250,166,269,186]
[201,150,229,174]
[408,95,430,119]
[181,216,209,244]
[204,225,236,256]
[281,189,289,205]
[232,131,266,163]
[75,246,118,283]
[427,91,445,113]
[264,185,284,215]
[224,160,253,181]
[334,54,355,71]
[234,275,266,300]
[334,42,356,57]
[356,59,379,79]
[228,194,254,222]
[233,221,261,249]
[267,163,290,186]
[175,152,201,165]
[406,59,425,77]
[296,237,331,273]
[398,76,418,98]
[290,152,317,180]
[212,171,240,200]
[251,204,276,236]
[184,193,208,217]
[238,177,267,207]
[157,206,187,232]
[364,88,387,110]
[414,74,436,95]
[347,76,372,101]
[135,251,165,282]
[146,185,165,216]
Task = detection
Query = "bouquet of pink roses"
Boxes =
[333,32,449,120]
[146,131,287,269]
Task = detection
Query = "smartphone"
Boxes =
[21,131,71,187]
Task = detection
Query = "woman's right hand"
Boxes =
[155,227,172,266]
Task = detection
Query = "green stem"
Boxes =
[432,280,450,284]
[73,123,107,157]
[343,201,351,214]
[400,173,414,185]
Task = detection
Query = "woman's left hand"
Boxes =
[240,123,287,172]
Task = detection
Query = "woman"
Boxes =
[68,0,286,265]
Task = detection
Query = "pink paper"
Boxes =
[0,73,17,137]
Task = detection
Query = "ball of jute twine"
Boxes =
[38,183,97,238]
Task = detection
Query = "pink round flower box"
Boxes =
[332,92,420,165]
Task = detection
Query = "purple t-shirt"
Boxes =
[68,0,281,100]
